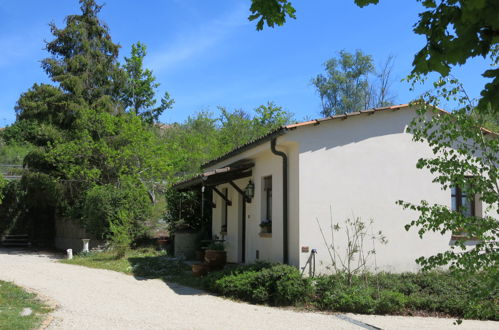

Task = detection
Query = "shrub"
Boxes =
[109,210,133,259]
[82,182,151,241]
[376,290,407,314]
[332,287,376,314]
[206,242,224,250]
[211,263,312,306]
[203,264,497,320]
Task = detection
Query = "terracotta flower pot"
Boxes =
[158,238,168,247]
[204,249,227,270]
[191,263,209,277]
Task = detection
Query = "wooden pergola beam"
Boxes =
[212,186,231,206]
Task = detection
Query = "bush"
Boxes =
[313,271,497,319]
[82,182,151,241]
[109,210,133,259]
[211,263,312,306]
[376,290,407,314]
[195,263,498,320]
[330,287,376,314]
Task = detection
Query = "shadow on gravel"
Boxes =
[128,255,206,296]
[0,247,64,260]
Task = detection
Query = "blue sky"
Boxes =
[0,0,492,126]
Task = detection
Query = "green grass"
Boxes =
[61,248,204,288]
[0,281,52,330]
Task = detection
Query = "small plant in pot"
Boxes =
[204,242,226,270]
[191,263,209,277]
[259,219,272,233]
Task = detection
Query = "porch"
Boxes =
[173,162,255,264]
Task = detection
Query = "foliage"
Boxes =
[163,102,294,178]
[1,121,35,145]
[206,242,224,251]
[375,290,407,314]
[356,0,499,111]
[314,271,497,319]
[0,143,33,168]
[109,210,134,259]
[312,50,395,116]
[0,181,24,236]
[250,0,498,111]
[82,182,151,240]
[0,280,52,330]
[41,0,124,109]
[397,78,498,281]
[329,286,377,314]
[252,102,293,135]
[63,249,497,319]
[212,263,312,306]
[122,42,174,124]
[248,0,296,31]
[164,188,211,233]
[3,0,172,246]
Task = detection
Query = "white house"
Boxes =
[174,104,492,274]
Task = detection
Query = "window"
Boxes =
[264,176,272,221]
[221,188,228,233]
[451,183,480,242]
[451,185,474,217]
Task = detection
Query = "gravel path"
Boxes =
[0,248,497,330]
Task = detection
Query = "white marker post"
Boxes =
[67,249,73,260]
[82,239,90,253]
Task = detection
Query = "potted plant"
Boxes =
[157,236,169,249]
[204,242,226,270]
[191,263,209,277]
[259,219,272,233]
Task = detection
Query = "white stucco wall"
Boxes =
[208,141,300,266]
[206,106,494,273]
[294,108,453,273]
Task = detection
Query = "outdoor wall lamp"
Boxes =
[244,180,255,201]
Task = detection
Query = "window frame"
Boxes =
[451,185,475,217]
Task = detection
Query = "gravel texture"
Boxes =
[0,248,497,330]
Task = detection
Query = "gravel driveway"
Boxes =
[0,248,497,330]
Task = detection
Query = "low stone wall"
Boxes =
[54,217,103,252]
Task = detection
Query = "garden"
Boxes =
[61,248,498,321]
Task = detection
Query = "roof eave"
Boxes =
[200,127,288,169]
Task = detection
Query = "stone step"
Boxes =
[1,234,31,247]
[1,241,31,247]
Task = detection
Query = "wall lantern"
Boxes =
[244,180,255,201]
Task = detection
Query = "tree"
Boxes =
[252,101,294,134]
[7,0,171,248]
[312,50,395,116]
[397,78,498,317]
[122,42,174,124]
[163,102,294,179]
[356,0,499,112]
[217,107,255,154]
[248,0,499,112]
[42,0,124,112]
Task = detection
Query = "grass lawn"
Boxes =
[0,281,52,330]
[60,248,204,288]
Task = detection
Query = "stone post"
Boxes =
[82,239,90,253]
